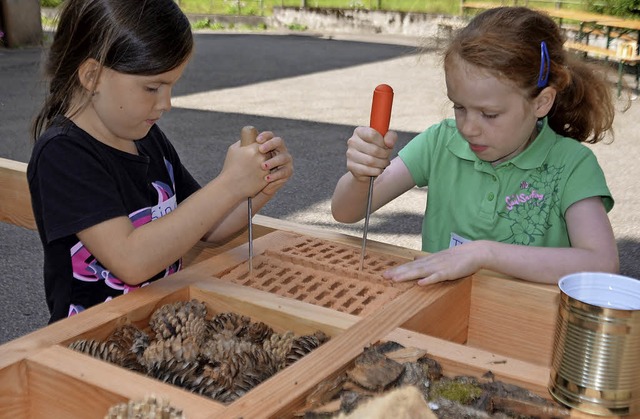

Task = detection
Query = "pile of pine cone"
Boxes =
[68,299,329,404]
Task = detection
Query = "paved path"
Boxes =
[1,30,638,344]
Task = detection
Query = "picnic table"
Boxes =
[542,9,640,95]
[459,2,640,95]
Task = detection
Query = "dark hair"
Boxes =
[444,7,614,144]
[32,0,194,141]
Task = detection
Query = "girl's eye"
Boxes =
[145,86,160,93]
[482,113,498,119]
[452,104,464,111]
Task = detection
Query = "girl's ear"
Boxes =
[534,86,557,118]
[77,58,102,92]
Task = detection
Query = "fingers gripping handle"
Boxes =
[370,84,394,136]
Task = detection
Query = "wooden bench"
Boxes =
[461,0,597,15]
[460,1,503,14]
[564,40,640,96]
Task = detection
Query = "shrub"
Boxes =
[587,0,640,17]
[41,0,64,8]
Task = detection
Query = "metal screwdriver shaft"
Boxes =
[240,126,259,274]
[360,84,394,271]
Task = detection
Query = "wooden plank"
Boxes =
[218,283,461,419]
[597,18,640,31]
[466,273,559,366]
[27,345,224,418]
[536,8,626,25]
[400,275,471,344]
[461,1,503,10]
[0,157,35,230]
[189,278,360,337]
[386,326,550,397]
[0,360,29,418]
[565,40,640,62]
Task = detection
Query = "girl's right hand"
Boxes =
[220,140,270,199]
[346,126,398,182]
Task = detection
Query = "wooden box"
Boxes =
[0,228,588,419]
[0,158,630,418]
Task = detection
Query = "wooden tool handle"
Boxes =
[369,84,394,136]
[241,126,259,146]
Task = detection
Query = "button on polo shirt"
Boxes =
[398,119,613,253]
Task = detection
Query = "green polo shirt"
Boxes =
[398,118,613,253]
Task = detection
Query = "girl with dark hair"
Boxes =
[332,7,618,286]
[28,0,293,323]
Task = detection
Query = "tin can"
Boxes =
[549,272,640,416]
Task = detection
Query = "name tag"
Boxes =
[449,232,471,248]
[151,195,177,220]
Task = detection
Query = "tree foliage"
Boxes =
[41,0,64,7]
[587,0,640,17]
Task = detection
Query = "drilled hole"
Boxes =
[282,275,294,285]
[343,297,356,308]
[263,277,276,287]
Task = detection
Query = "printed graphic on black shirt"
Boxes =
[67,158,180,316]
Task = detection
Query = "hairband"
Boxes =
[537,41,550,88]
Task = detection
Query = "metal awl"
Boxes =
[360,84,394,271]
[240,126,259,274]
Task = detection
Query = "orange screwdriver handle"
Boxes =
[369,84,394,136]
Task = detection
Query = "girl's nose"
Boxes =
[157,89,172,112]
[458,114,481,138]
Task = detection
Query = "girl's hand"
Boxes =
[383,241,488,286]
[220,139,270,199]
[346,126,397,182]
[256,131,293,196]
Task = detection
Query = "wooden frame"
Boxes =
[0,158,36,230]
[0,157,631,418]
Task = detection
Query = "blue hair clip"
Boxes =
[537,41,550,88]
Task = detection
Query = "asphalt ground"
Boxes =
[1,30,639,344]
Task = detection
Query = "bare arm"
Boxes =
[331,127,416,222]
[77,136,275,285]
[385,196,619,285]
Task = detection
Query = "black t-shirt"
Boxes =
[27,117,201,323]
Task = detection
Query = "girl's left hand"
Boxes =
[256,131,294,196]
[383,241,487,286]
